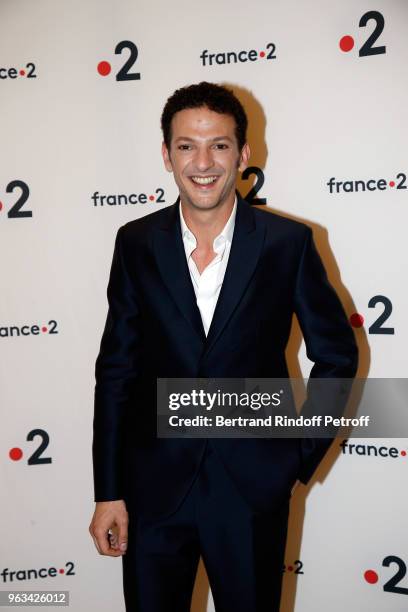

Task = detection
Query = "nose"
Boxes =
[194,146,214,172]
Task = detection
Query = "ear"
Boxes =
[238,143,250,172]
[162,142,173,172]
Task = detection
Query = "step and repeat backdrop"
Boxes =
[1,0,407,610]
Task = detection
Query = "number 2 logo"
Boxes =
[241,166,267,205]
[383,556,408,595]
[97,41,140,81]
[0,180,32,219]
[368,295,394,335]
[339,11,386,57]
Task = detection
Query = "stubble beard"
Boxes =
[177,160,240,213]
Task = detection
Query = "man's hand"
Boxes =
[89,500,129,557]
[290,479,300,497]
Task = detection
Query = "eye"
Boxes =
[178,144,192,151]
[213,143,228,150]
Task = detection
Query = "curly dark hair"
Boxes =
[161,81,248,151]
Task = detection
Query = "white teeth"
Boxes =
[191,176,218,185]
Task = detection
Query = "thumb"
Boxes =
[118,522,128,553]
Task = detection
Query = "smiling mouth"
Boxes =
[190,175,219,186]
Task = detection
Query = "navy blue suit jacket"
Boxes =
[92,193,358,517]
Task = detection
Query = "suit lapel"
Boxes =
[153,198,206,343]
[152,193,265,354]
[203,193,265,356]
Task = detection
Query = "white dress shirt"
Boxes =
[179,197,237,336]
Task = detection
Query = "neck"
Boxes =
[180,191,236,248]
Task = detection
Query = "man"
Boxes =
[89,82,358,611]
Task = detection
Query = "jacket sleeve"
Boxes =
[92,226,141,501]
[294,226,359,484]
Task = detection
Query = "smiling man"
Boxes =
[89,82,358,611]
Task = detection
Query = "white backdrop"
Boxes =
[1,1,407,610]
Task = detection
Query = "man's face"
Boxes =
[162,106,250,211]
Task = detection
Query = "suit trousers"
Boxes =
[122,441,290,612]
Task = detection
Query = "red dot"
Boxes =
[401,450,406,456]
[389,181,395,187]
[97,61,111,76]
[350,313,364,328]
[59,568,65,574]
[9,447,23,461]
[339,35,354,52]
[149,195,155,201]
[287,565,293,572]
[19,69,25,76]
[42,326,48,333]
[364,569,378,584]
[0,201,3,211]
[259,51,265,58]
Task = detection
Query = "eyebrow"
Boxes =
[174,136,234,143]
